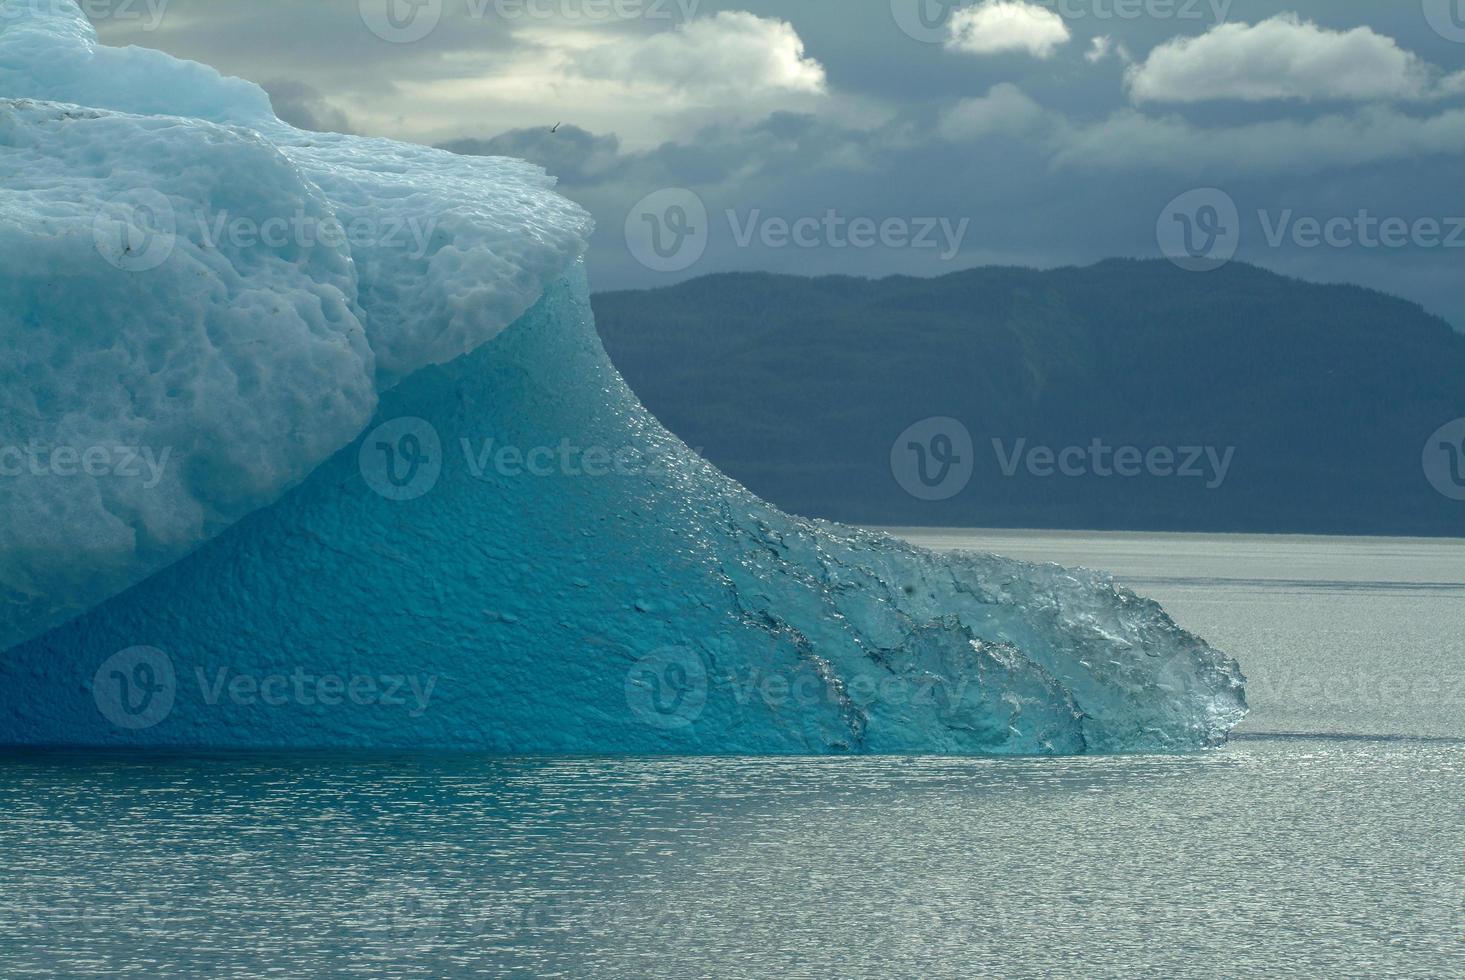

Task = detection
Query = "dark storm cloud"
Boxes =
[262,79,357,134]
[440,126,626,185]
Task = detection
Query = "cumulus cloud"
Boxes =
[939,84,1052,141]
[86,0,1465,327]
[569,12,826,98]
[1126,15,1462,104]
[945,1,1071,59]
[324,12,831,151]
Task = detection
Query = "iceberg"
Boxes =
[0,0,1246,752]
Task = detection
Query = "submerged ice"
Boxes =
[0,1,1246,751]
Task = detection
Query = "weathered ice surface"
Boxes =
[0,0,589,648]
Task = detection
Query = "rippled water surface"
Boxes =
[2,532,1463,978]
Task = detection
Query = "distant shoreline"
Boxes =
[872,526,1465,545]
[594,261,1465,541]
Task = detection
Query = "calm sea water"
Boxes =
[2,531,1463,978]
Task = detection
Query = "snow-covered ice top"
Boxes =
[0,0,591,651]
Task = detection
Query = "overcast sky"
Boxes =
[98,0,1465,325]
